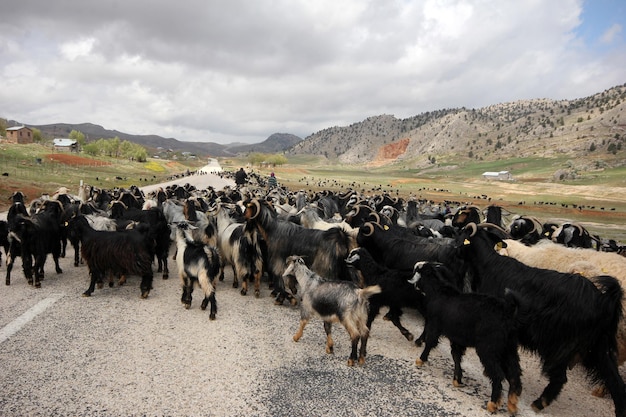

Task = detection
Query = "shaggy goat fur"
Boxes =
[283,256,381,366]
[410,261,523,415]
[175,222,220,319]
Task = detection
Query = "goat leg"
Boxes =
[293,318,308,342]
[83,270,101,296]
[253,269,262,298]
[348,335,359,367]
[323,321,334,355]
[450,343,466,387]
[207,292,217,320]
[358,334,369,366]
[531,364,567,412]
[6,253,14,285]
[384,307,414,341]
[416,329,438,366]
[139,273,152,299]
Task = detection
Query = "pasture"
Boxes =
[1,142,625,242]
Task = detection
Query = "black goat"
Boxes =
[345,247,426,344]
[451,205,481,228]
[283,256,381,366]
[109,201,171,280]
[174,222,220,319]
[356,221,466,289]
[552,222,600,250]
[5,194,30,285]
[7,200,64,287]
[507,215,547,245]
[69,214,154,298]
[244,198,355,305]
[459,222,626,416]
[410,261,523,415]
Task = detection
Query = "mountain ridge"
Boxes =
[5,83,625,166]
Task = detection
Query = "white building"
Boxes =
[482,171,512,180]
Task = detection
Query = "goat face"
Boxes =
[282,255,305,289]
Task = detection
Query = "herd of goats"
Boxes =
[2,168,626,416]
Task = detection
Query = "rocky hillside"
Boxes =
[289,83,626,167]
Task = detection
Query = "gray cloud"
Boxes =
[1,0,624,144]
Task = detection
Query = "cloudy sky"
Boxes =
[1,0,624,144]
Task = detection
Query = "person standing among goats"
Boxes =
[267,172,278,189]
[235,167,247,187]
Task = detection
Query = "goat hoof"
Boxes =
[415,358,425,366]
[347,359,355,367]
[141,291,150,299]
[82,292,92,297]
[358,357,366,365]
[209,314,216,320]
[452,379,464,388]
[531,398,547,412]
[34,282,41,288]
[184,303,191,309]
[507,394,519,414]
[486,401,499,413]
[6,280,10,286]
[97,282,104,289]
[240,289,247,296]
[254,291,260,298]
[162,274,169,280]
[289,297,298,306]
[232,281,238,289]
[405,333,414,342]
[326,346,334,354]
[592,385,608,398]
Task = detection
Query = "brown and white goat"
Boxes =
[282,256,381,366]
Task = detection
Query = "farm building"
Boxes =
[482,170,513,180]
[53,138,78,152]
[5,126,33,144]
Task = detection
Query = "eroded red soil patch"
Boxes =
[376,138,409,160]
[45,153,111,166]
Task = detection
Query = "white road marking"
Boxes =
[0,293,64,343]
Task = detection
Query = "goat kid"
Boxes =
[175,222,220,319]
[282,256,381,366]
[345,247,426,344]
[410,261,523,415]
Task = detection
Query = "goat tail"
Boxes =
[504,287,531,329]
[358,284,382,300]
[197,268,215,297]
[594,274,624,332]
